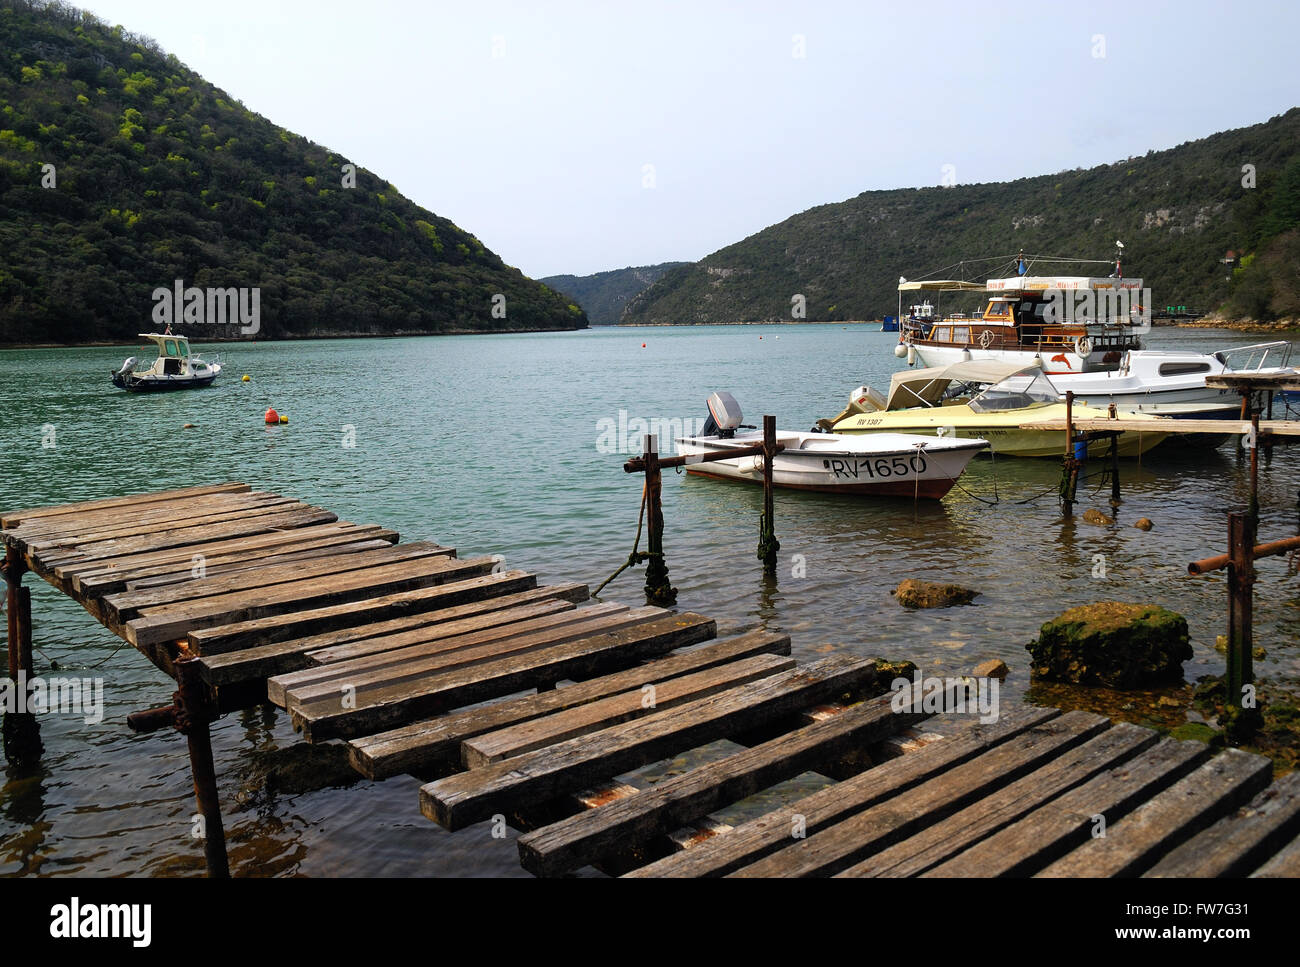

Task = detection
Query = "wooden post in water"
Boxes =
[1249,411,1260,523]
[757,415,780,575]
[1061,392,1079,516]
[641,434,677,607]
[1226,512,1256,721]
[1,555,41,767]
[175,656,230,878]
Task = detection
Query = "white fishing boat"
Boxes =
[112,333,222,392]
[676,393,988,499]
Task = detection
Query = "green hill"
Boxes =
[0,0,587,344]
[623,109,1300,326]
[541,262,688,325]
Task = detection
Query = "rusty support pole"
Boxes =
[2,555,41,767]
[641,434,676,607]
[1061,392,1079,516]
[1109,433,1121,506]
[757,415,779,575]
[1249,410,1260,523]
[175,656,229,878]
[1225,512,1255,717]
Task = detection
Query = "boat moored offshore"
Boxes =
[112,333,222,392]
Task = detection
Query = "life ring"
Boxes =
[978,329,994,349]
[1074,336,1093,357]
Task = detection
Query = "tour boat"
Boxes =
[112,333,222,392]
[675,393,988,499]
[820,361,1170,458]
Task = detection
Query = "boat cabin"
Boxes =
[135,333,192,377]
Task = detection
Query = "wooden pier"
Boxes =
[3,482,1299,878]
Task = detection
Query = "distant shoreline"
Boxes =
[607,319,883,327]
[0,325,590,351]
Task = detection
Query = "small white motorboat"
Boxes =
[112,333,222,392]
[675,393,989,499]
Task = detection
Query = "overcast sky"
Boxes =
[81,0,1300,279]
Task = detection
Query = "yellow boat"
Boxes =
[820,361,1169,458]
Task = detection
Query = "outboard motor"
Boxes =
[703,391,744,439]
[116,356,137,376]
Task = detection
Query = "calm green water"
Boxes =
[1,324,1299,876]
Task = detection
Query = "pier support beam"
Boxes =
[757,415,779,575]
[641,435,677,608]
[2,554,42,769]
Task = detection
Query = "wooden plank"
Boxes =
[420,655,876,831]
[1252,832,1300,877]
[517,689,926,876]
[923,736,1210,878]
[625,705,1059,878]
[836,722,1160,877]
[1037,748,1273,878]
[294,612,718,742]
[126,554,497,648]
[103,541,455,622]
[276,604,649,707]
[197,584,589,684]
[347,630,791,779]
[1143,771,1300,878]
[187,570,541,654]
[0,482,250,528]
[464,652,798,767]
[23,499,315,552]
[729,710,1109,878]
[37,507,339,565]
[61,522,383,588]
[120,535,400,591]
[9,491,293,541]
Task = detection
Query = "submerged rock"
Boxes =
[1026,602,1191,689]
[870,659,918,684]
[893,579,977,609]
[1134,517,1154,531]
[1081,507,1114,526]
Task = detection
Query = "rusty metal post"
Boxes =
[641,435,676,607]
[175,656,230,878]
[757,415,779,575]
[1109,433,1121,506]
[1061,392,1079,516]
[1249,411,1260,523]
[1226,512,1255,714]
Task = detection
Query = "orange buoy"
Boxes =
[641,343,646,348]
[264,408,279,424]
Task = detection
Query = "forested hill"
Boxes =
[541,262,688,325]
[0,0,586,344]
[623,109,1300,325]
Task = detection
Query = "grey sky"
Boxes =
[83,0,1300,278]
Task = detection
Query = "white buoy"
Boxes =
[907,345,916,366]
[893,344,907,359]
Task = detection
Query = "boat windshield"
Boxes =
[968,370,1061,413]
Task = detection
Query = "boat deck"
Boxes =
[2,482,1298,877]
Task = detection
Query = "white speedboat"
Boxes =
[112,333,222,392]
[676,393,988,499]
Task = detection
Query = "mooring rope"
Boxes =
[594,481,657,596]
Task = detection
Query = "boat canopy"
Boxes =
[985,275,1144,293]
[897,280,986,293]
[137,333,190,359]
[886,360,1040,410]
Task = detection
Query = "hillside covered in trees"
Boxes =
[541,262,688,325]
[0,0,586,344]
[623,109,1300,326]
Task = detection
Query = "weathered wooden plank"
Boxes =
[923,736,1210,878]
[421,655,876,831]
[466,652,798,767]
[9,490,292,540]
[1037,749,1273,878]
[294,612,718,742]
[188,570,541,654]
[837,722,1160,878]
[347,630,791,779]
[24,499,314,552]
[277,604,650,707]
[0,482,250,528]
[625,705,1059,878]
[39,507,339,564]
[120,535,400,591]
[730,711,1109,878]
[197,584,589,685]
[61,522,383,588]
[126,555,497,648]
[1251,831,1300,877]
[518,689,926,876]
[1143,771,1300,878]
[103,541,455,622]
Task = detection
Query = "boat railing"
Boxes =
[1215,341,1294,372]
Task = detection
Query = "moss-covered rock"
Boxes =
[870,659,918,684]
[1171,722,1227,749]
[893,579,977,609]
[1026,602,1191,689]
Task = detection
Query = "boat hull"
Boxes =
[112,372,219,392]
[675,431,987,499]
